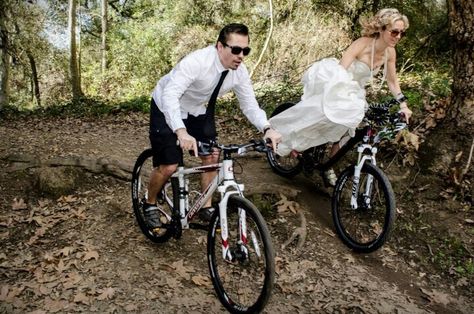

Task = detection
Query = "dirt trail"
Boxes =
[1,113,472,313]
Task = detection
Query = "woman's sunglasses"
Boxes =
[223,43,251,56]
[388,29,406,38]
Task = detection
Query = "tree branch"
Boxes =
[250,0,273,79]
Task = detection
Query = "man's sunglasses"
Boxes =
[388,29,406,38]
[223,43,251,56]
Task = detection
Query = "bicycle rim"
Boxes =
[266,149,302,178]
[266,102,302,178]
[131,149,174,243]
[332,163,396,253]
[207,195,275,313]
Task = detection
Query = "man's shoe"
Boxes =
[143,203,162,229]
[198,206,215,222]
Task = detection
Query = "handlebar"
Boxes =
[198,139,267,157]
[366,98,407,126]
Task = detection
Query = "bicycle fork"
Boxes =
[351,145,377,209]
[217,159,252,262]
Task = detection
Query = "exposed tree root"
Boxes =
[5,153,133,180]
[4,154,300,197]
[276,194,307,250]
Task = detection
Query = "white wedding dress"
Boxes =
[270,57,381,156]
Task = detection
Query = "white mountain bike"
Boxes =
[131,140,275,313]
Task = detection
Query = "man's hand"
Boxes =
[263,127,282,153]
[175,128,198,157]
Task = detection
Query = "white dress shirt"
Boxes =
[151,45,269,132]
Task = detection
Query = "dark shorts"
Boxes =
[149,99,216,167]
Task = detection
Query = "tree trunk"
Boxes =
[419,0,473,188]
[447,0,474,129]
[101,0,108,75]
[68,0,82,100]
[0,4,10,108]
[27,51,41,107]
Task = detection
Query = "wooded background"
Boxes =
[0,0,455,108]
[0,1,473,181]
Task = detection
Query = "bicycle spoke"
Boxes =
[332,163,395,252]
[208,196,274,313]
[131,149,174,242]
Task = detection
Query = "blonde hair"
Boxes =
[360,8,409,37]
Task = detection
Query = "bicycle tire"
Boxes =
[331,162,396,253]
[266,102,303,178]
[207,195,275,313]
[131,149,174,243]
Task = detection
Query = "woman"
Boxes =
[270,8,413,185]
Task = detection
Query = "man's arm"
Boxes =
[159,53,202,154]
[233,64,281,150]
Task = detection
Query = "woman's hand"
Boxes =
[399,101,412,123]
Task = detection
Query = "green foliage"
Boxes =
[82,18,175,100]
[14,96,150,118]
[432,236,474,276]
[2,0,453,114]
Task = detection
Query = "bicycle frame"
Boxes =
[305,123,387,210]
[160,143,259,261]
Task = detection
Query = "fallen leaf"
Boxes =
[39,285,52,295]
[74,292,90,305]
[420,287,451,305]
[58,195,77,203]
[83,250,99,261]
[171,260,193,280]
[124,304,139,311]
[62,272,83,290]
[27,310,46,314]
[58,246,75,257]
[0,285,9,301]
[43,252,55,263]
[38,199,50,208]
[12,198,28,210]
[196,235,207,245]
[43,297,70,313]
[191,275,211,287]
[55,259,68,273]
[465,219,474,224]
[342,254,356,264]
[0,231,9,240]
[454,151,463,162]
[97,287,115,300]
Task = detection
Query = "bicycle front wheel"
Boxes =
[207,195,275,313]
[131,149,174,243]
[266,102,303,178]
[332,163,396,253]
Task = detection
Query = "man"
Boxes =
[144,23,281,227]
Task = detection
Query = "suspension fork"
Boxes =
[218,190,243,261]
[351,145,378,209]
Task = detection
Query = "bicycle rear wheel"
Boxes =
[266,102,302,178]
[131,149,174,243]
[332,163,396,253]
[207,195,275,313]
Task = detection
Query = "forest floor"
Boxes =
[0,111,473,313]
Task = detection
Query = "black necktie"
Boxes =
[203,70,229,138]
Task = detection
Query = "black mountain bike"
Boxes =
[266,98,407,253]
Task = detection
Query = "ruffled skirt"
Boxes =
[270,58,367,156]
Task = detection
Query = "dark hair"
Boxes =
[216,23,249,46]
